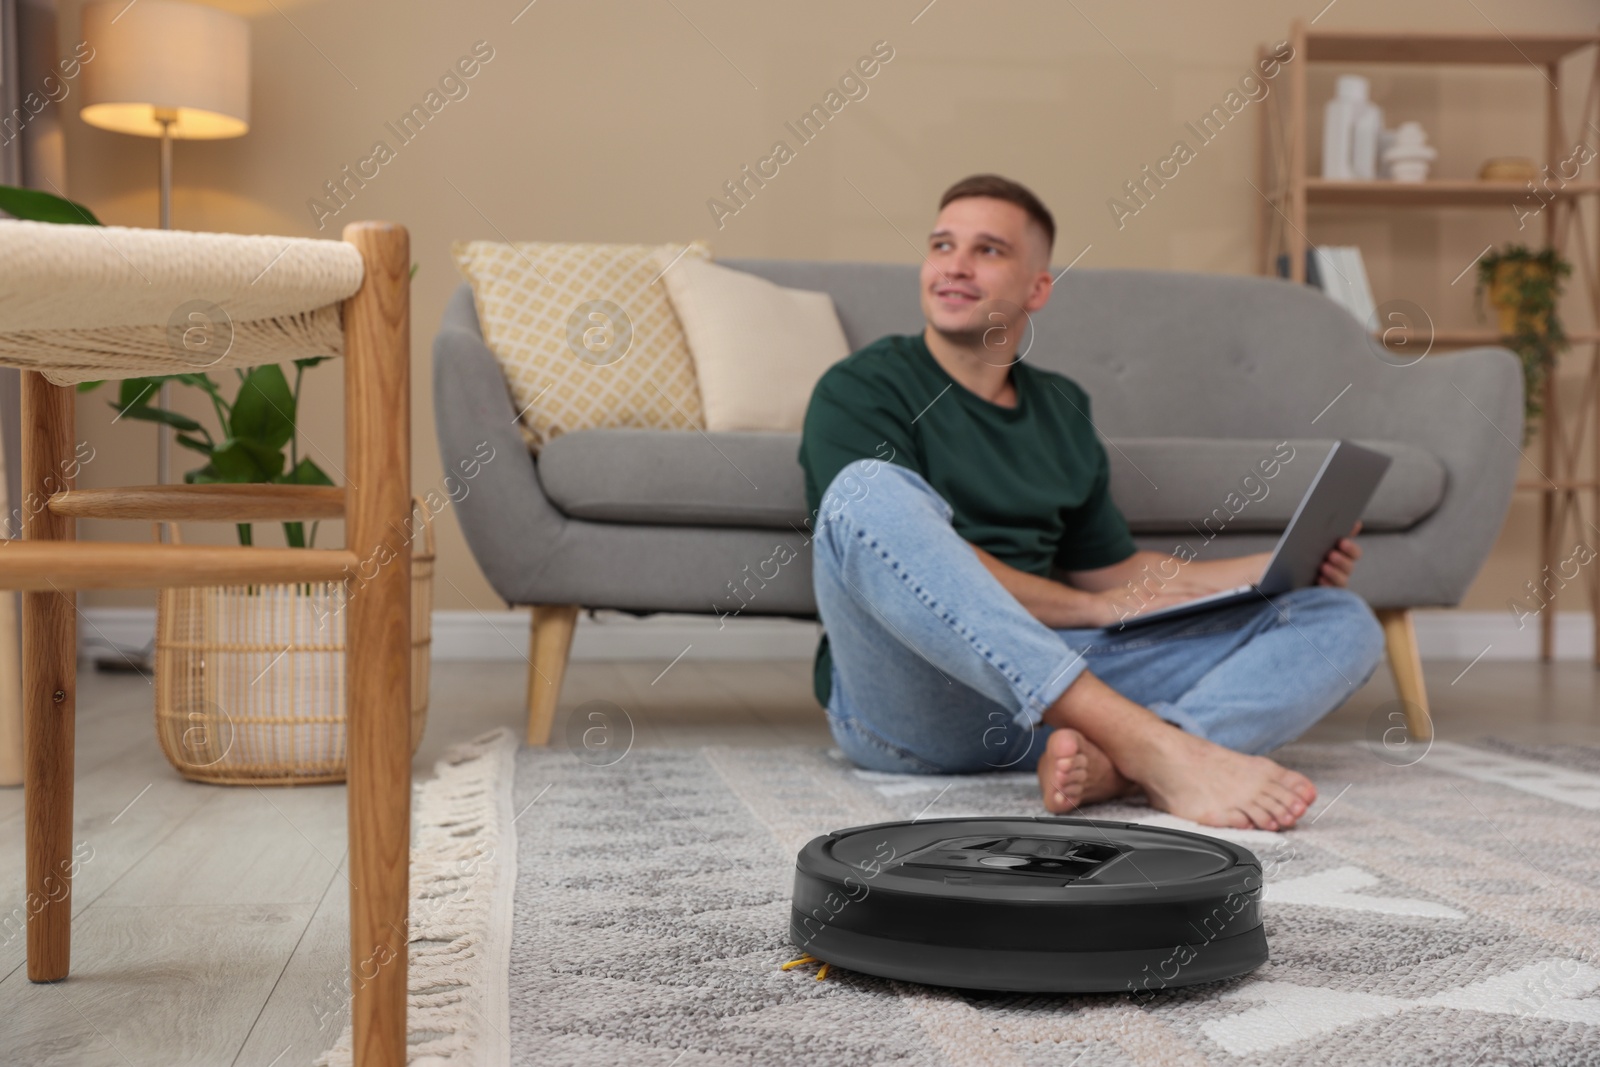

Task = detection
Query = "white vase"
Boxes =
[1377,129,1398,178]
[1351,100,1384,180]
[1323,75,1382,181]
[1382,121,1437,184]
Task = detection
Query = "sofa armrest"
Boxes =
[1343,343,1523,608]
[432,322,570,606]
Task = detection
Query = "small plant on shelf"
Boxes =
[1476,244,1572,443]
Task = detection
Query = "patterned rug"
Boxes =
[507,738,1600,1066]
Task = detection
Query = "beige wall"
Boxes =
[52,0,1598,619]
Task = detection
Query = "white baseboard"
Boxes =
[76,607,158,658]
[74,606,1591,663]
[75,606,822,662]
[430,609,821,661]
[1408,607,1594,661]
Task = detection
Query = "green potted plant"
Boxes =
[88,364,334,547]
[1476,244,1571,443]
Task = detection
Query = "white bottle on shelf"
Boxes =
[1323,74,1374,180]
[1351,98,1384,179]
[1377,128,1398,178]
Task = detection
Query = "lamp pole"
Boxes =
[156,107,174,232]
[76,0,251,670]
[155,108,175,486]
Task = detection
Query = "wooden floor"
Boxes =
[1,653,1597,1066]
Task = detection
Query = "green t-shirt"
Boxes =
[798,331,1138,707]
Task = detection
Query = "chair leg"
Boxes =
[1377,608,1432,742]
[526,604,579,746]
[342,221,412,1067]
[21,371,76,982]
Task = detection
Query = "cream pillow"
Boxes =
[451,239,710,450]
[660,256,850,432]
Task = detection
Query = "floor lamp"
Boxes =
[79,0,251,479]
[76,0,249,666]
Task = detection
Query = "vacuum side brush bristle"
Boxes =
[781,953,832,980]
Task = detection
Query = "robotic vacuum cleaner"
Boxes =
[790,816,1267,992]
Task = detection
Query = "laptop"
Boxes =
[1105,440,1392,631]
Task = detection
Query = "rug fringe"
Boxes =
[317,726,518,1067]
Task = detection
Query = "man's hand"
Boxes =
[1316,521,1363,588]
[1068,549,1266,601]
[1091,587,1212,629]
[972,544,1170,629]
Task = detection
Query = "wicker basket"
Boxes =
[154,503,434,785]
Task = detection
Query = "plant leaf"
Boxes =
[0,184,101,225]
[206,443,258,482]
[174,433,214,456]
[277,458,334,551]
[209,438,284,483]
[276,457,335,487]
[228,364,295,451]
[185,464,222,485]
[115,377,162,411]
[237,438,287,481]
[111,404,204,434]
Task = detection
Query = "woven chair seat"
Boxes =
[0,219,365,384]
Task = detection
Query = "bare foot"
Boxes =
[1075,734,1136,805]
[1127,727,1317,831]
[1036,728,1089,813]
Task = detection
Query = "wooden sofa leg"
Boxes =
[1377,608,1432,742]
[22,371,76,982]
[526,605,579,746]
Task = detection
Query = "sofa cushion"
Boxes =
[538,430,1446,534]
[451,239,710,451]
[1104,438,1446,534]
[540,429,809,529]
[661,256,851,432]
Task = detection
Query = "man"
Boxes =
[798,174,1385,831]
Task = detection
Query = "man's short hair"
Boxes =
[938,174,1055,260]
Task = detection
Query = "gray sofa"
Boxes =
[434,261,1522,744]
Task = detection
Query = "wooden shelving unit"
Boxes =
[1306,178,1600,208]
[1258,22,1600,664]
[1381,328,1600,349]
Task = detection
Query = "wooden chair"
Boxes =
[0,218,412,1067]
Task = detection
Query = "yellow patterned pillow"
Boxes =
[450,240,711,450]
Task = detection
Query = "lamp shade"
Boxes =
[79,0,250,139]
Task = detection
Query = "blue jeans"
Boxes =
[812,459,1387,775]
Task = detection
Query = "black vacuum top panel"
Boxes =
[790,816,1268,993]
